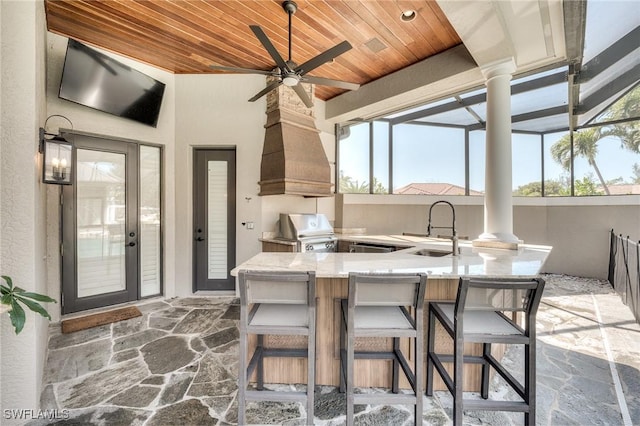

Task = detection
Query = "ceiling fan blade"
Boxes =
[302,75,360,91]
[210,65,275,75]
[250,25,290,71]
[295,40,353,76]
[292,84,313,108]
[248,80,283,103]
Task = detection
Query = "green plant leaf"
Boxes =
[1,276,54,333]
[1,275,13,290]
[9,300,26,334]
[17,292,57,303]
[14,295,52,320]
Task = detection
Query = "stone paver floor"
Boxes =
[30,274,640,425]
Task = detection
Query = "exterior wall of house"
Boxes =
[173,75,335,297]
[0,1,49,421]
[336,194,640,280]
[44,33,176,310]
[174,74,264,297]
[1,12,335,414]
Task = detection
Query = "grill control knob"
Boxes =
[305,244,314,251]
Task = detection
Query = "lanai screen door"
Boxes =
[61,133,162,314]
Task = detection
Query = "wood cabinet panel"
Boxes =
[261,241,297,252]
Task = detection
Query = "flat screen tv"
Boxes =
[59,39,165,127]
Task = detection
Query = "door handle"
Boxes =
[195,237,205,242]
[127,242,136,247]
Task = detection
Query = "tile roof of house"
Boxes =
[605,184,640,195]
[394,183,483,196]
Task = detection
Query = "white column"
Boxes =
[476,58,521,247]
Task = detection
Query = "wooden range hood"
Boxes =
[258,82,332,197]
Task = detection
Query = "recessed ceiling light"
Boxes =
[401,10,416,22]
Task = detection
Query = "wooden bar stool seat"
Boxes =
[237,270,317,425]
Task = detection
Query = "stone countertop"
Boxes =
[234,236,552,279]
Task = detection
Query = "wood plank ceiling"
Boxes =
[45,0,462,101]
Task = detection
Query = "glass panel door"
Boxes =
[61,133,162,314]
[140,145,162,297]
[76,149,127,298]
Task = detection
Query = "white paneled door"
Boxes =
[193,148,236,291]
[62,133,162,314]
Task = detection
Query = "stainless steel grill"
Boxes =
[278,213,337,253]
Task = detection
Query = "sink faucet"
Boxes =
[427,200,459,256]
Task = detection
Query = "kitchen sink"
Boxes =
[412,248,452,257]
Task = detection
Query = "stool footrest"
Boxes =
[463,399,530,413]
[429,353,486,364]
[349,350,397,360]
[262,348,309,357]
[245,390,309,403]
[354,393,418,405]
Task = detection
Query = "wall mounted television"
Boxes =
[59,39,165,127]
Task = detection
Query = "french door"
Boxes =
[193,148,236,291]
[61,133,162,314]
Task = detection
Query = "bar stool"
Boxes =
[237,270,317,425]
[340,272,428,426]
[426,276,545,426]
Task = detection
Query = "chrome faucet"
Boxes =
[427,200,459,256]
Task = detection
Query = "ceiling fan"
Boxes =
[210,0,360,108]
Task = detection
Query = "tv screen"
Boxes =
[59,39,165,127]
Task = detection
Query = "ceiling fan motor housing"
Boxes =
[282,1,297,15]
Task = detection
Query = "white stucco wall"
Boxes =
[174,73,265,296]
[0,0,49,421]
[173,75,338,297]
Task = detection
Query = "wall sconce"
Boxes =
[39,115,73,185]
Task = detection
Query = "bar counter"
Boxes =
[232,238,551,390]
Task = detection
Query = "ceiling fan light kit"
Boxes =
[282,75,300,87]
[210,0,359,108]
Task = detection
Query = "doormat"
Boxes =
[61,306,142,334]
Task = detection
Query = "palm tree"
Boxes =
[550,86,640,195]
[633,163,640,184]
[339,171,369,193]
[602,85,640,153]
[551,127,611,195]
[338,171,388,194]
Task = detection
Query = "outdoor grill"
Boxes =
[278,213,337,253]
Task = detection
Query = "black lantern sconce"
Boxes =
[39,115,73,185]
